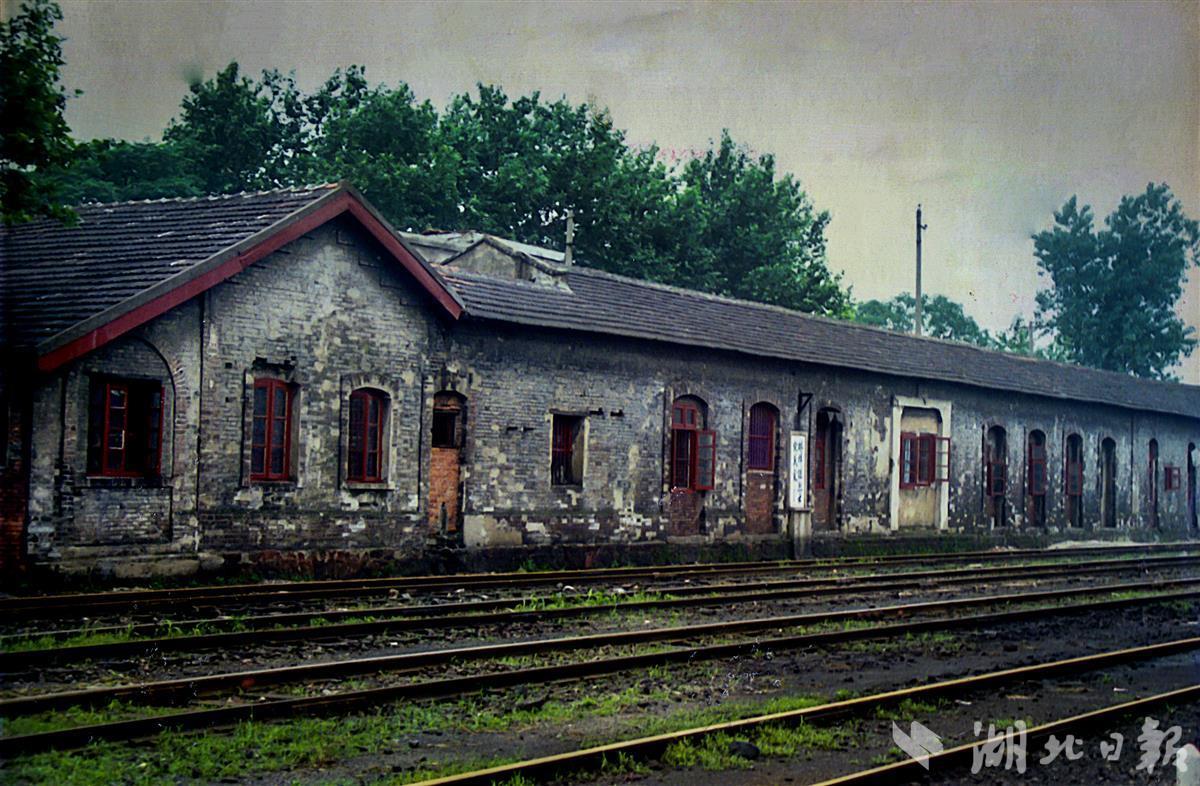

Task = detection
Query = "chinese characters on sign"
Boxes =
[891,717,1188,774]
[788,431,806,510]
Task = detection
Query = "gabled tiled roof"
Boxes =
[0,185,462,369]
[1,186,338,351]
[442,264,1200,420]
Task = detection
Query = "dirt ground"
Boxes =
[237,599,1200,786]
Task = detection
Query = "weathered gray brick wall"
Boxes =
[26,298,202,565]
[447,320,1200,545]
[442,323,803,546]
[194,218,436,554]
[17,217,1200,575]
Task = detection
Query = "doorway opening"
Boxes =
[985,426,1008,528]
[1026,430,1047,527]
[430,392,466,535]
[812,408,844,530]
[1101,437,1117,528]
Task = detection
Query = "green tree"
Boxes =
[163,62,290,194]
[679,132,851,317]
[42,139,203,203]
[1033,184,1200,379]
[0,0,75,224]
[854,293,992,346]
[311,81,460,231]
[26,58,855,317]
[988,315,1037,355]
[439,85,685,283]
[260,65,369,186]
[58,63,372,200]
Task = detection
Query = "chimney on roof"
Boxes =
[563,209,575,267]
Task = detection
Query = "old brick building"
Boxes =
[1,184,1198,578]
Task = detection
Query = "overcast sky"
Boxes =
[49,0,1200,381]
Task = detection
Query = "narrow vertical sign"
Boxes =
[789,431,807,510]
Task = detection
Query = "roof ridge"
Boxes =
[567,264,990,348]
[440,246,1196,394]
[71,183,340,210]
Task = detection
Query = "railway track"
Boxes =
[401,638,1200,786]
[4,541,1194,620]
[4,552,1198,667]
[2,579,1197,755]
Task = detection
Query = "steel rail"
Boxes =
[7,551,1196,646]
[813,684,1200,785]
[3,592,1199,758]
[17,551,1197,643]
[403,649,1200,786]
[4,553,1197,668]
[4,542,1193,619]
[3,577,1198,721]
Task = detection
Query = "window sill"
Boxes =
[83,475,167,489]
[343,480,393,492]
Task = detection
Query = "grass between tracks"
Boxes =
[0,680,841,785]
[0,616,256,654]
[0,588,677,654]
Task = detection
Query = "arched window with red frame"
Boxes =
[671,396,714,491]
[251,378,293,481]
[348,388,388,483]
[747,402,777,472]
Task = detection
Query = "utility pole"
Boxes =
[914,204,928,336]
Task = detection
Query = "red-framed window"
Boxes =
[1027,440,1047,497]
[348,388,387,482]
[670,399,715,491]
[551,414,584,486]
[1165,465,1182,491]
[672,400,700,430]
[87,377,163,478]
[251,378,293,481]
[900,432,946,488]
[747,403,776,472]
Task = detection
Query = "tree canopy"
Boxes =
[40,59,852,317]
[0,0,76,224]
[854,293,992,346]
[1032,184,1199,379]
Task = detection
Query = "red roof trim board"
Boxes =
[34,186,462,373]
